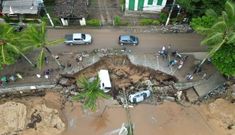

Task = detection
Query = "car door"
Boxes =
[74,38,84,44]
[127,39,132,44]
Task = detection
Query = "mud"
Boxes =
[0,91,235,135]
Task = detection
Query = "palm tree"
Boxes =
[22,22,63,70]
[73,76,110,111]
[0,23,34,69]
[195,1,235,72]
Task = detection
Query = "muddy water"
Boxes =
[60,102,126,135]
[60,100,227,135]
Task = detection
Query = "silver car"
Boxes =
[119,35,139,46]
[64,33,92,45]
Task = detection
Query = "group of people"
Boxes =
[0,73,23,87]
[158,45,185,69]
[158,44,199,81]
[36,69,53,79]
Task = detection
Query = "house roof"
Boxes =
[2,0,40,15]
[53,0,88,18]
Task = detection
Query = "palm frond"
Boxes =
[74,76,109,111]
[7,43,34,66]
[211,21,227,32]
[195,27,212,35]
[227,33,235,44]
[208,39,226,57]
[205,9,217,18]
[225,1,235,18]
[21,46,35,52]
[37,49,45,70]
[45,39,64,46]
[222,11,229,24]
[201,33,224,46]
[1,45,6,64]
[41,22,46,39]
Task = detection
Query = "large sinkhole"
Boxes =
[66,55,178,103]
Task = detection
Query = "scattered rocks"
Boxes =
[199,83,228,102]
[58,77,76,87]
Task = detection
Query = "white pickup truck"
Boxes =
[64,33,92,45]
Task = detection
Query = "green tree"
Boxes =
[73,76,110,111]
[177,0,227,17]
[212,43,235,76]
[195,1,235,77]
[0,23,34,70]
[190,9,218,29]
[22,22,63,69]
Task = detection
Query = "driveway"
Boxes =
[87,0,121,25]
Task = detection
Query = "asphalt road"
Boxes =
[47,28,205,54]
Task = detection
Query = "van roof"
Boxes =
[98,70,111,88]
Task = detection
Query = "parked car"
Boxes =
[119,35,139,46]
[129,90,151,103]
[64,33,92,45]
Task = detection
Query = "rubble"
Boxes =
[198,83,228,102]
[56,54,178,104]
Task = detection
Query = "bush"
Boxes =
[159,13,167,24]
[44,0,55,6]
[140,19,153,25]
[190,16,216,30]
[120,0,125,5]
[152,20,160,25]
[86,19,101,26]
[140,19,160,25]
[114,16,121,26]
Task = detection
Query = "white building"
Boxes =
[125,0,167,12]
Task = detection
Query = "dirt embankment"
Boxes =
[0,92,65,135]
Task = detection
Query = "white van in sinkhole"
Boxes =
[98,69,112,93]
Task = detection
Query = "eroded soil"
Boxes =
[1,92,235,135]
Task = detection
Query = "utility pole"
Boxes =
[165,0,176,26]
[41,1,54,27]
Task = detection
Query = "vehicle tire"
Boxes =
[69,43,73,46]
[143,93,147,99]
[121,43,124,46]
[133,43,136,46]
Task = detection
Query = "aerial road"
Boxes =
[47,27,206,54]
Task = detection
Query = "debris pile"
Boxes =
[198,83,228,102]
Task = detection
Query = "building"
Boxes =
[125,0,167,12]
[53,0,88,26]
[1,0,43,21]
